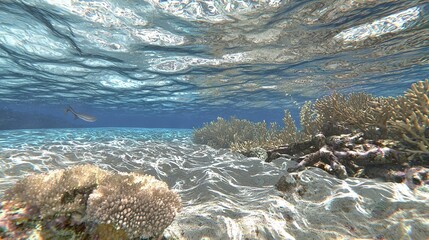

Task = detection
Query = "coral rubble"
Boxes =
[0,164,181,240]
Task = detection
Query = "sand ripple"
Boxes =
[1,128,428,239]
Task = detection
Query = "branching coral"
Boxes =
[389,79,429,156]
[193,117,269,149]
[193,79,429,166]
[193,105,323,153]
[276,109,299,143]
[2,165,181,239]
[313,92,393,137]
[299,101,319,139]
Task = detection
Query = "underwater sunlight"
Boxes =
[0,0,428,239]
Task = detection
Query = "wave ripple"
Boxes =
[0,1,428,114]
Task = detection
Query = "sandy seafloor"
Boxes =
[0,128,428,240]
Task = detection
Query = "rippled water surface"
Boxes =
[1,2,429,239]
[1,128,428,239]
[1,0,428,116]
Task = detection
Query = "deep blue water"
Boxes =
[0,0,428,129]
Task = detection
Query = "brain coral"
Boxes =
[3,165,182,239]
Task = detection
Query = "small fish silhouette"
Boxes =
[65,105,96,122]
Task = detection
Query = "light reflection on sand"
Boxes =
[1,128,428,239]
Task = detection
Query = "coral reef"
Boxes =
[281,133,410,180]
[1,164,181,239]
[3,165,110,218]
[389,79,429,157]
[313,92,394,138]
[86,173,182,239]
[193,79,429,188]
[193,117,269,149]
[192,105,318,154]
[0,201,42,239]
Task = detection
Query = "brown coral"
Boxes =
[313,92,393,137]
[192,106,319,154]
[3,165,110,218]
[389,79,429,156]
[193,117,269,149]
[2,165,181,239]
[86,173,182,239]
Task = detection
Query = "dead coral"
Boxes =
[285,133,410,180]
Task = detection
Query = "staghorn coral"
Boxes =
[2,164,181,239]
[193,79,428,162]
[299,101,319,139]
[229,121,288,153]
[276,109,299,144]
[389,79,429,156]
[193,106,319,153]
[193,117,269,149]
[313,92,393,137]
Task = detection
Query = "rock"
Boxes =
[245,147,268,160]
[405,167,429,190]
[275,174,297,192]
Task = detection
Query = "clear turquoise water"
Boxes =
[0,128,193,192]
[1,1,429,239]
[0,1,428,128]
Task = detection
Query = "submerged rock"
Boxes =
[275,174,297,192]
[244,147,268,160]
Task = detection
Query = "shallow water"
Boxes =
[1,128,428,239]
[0,0,428,121]
[1,1,429,239]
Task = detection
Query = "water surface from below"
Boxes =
[0,1,428,118]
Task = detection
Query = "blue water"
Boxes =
[0,0,428,129]
[1,2,429,239]
[0,128,194,190]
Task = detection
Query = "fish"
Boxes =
[65,105,97,122]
